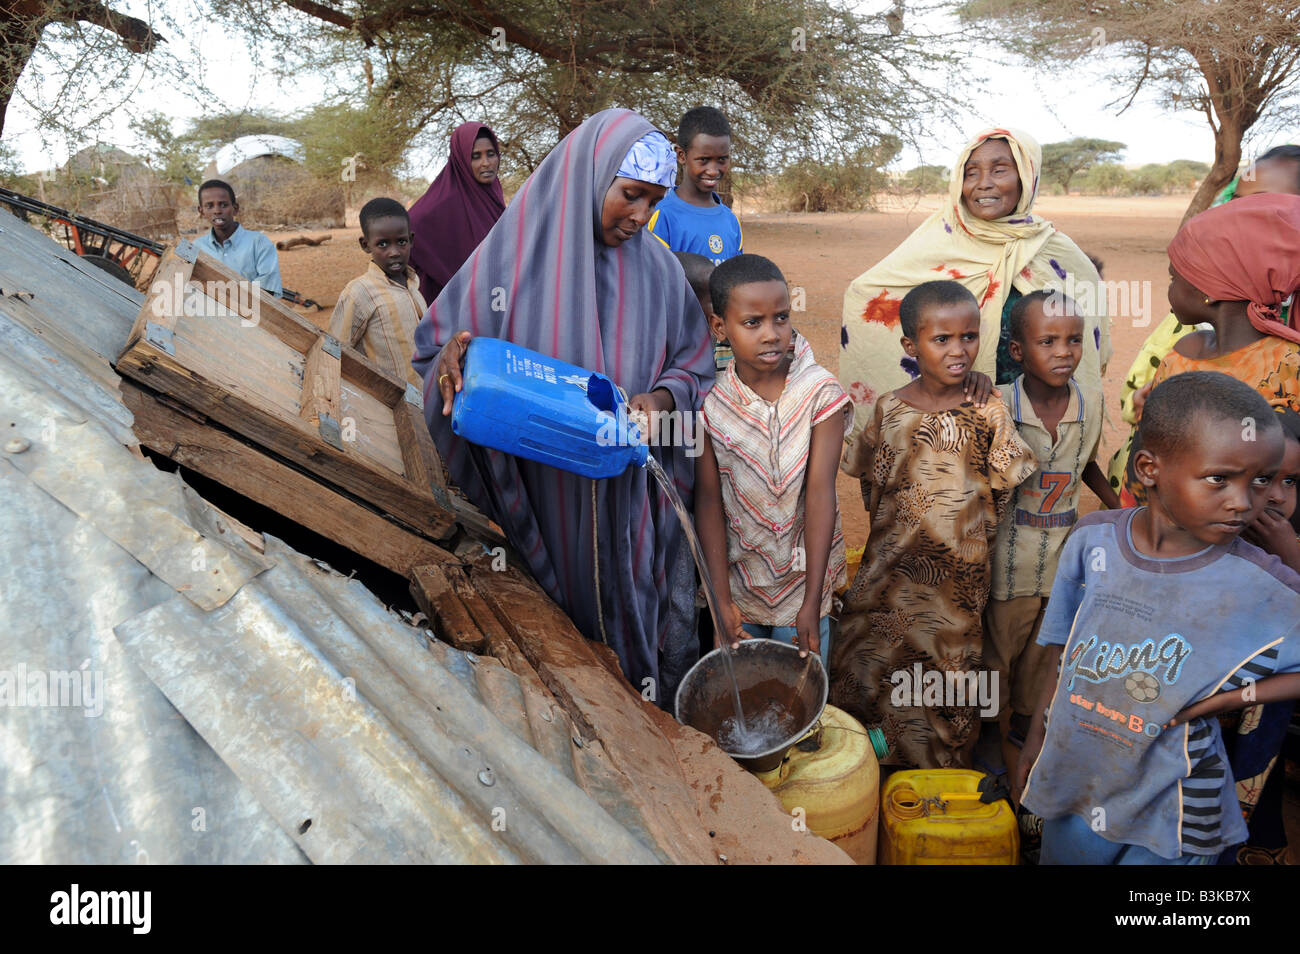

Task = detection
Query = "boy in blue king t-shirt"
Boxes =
[1017,371,1300,864]
[647,106,743,267]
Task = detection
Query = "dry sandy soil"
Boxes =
[269,192,1189,549]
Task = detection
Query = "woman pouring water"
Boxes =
[413,109,715,704]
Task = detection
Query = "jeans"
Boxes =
[741,616,832,668]
[1040,813,1217,865]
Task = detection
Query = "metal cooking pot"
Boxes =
[675,639,828,773]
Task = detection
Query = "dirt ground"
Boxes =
[269,192,1187,549]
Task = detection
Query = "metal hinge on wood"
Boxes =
[318,412,344,450]
[145,321,176,355]
[174,240,197,263]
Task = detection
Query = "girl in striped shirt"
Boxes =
[695,254,852,664]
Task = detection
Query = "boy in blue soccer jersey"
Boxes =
[647,107,743,267]
[1016,372,1300,864]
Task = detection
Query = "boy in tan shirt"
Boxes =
[329,197,427,388]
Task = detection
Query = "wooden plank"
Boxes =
[338,382,405,475]
[409,564,486,653]
[189,253,320,355]
[411,563,555,703]
[394,400,438,491]
[462,557,722,863]
[119,246,461,541]
[340,347,405,406]
[117,334,456,541]
[125,254,194,349]
[300,336,342,440]
[122,380,461,576]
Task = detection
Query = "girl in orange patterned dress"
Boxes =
[1123,194,1300,505]
[830,280,1036,769]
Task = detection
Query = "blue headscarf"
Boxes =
[615,131,676,188]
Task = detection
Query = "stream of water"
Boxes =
[644,454,748,737]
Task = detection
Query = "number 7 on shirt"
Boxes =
[1038,471,1072,513]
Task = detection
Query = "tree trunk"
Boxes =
[1182,117,1243,224]
[0,12,41,139]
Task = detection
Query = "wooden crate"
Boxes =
[116,243,455,541]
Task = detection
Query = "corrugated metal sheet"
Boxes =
[115,537,658,863]
[0,207,664,863]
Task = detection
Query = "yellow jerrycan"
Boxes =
[754,704,887,864]
[879,769,1019,865]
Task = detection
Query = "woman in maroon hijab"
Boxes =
[408,123,507,303]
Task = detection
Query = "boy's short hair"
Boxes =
[1007,289,1082,343]
[359,197,410,237]
[1275,406,1300,444]
[1257,144,1300,192]
[674,251,714,305]
[198,179,236,205]
[709,253,785,317]
[678,107,731,150]
[899,280,978,340]
[1138,371,1278,460]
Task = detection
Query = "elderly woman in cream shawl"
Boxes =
[839,127,1111,441]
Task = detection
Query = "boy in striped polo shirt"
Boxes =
[329,198,426,390]
[987,290,1119,776]
[694,254,852,664]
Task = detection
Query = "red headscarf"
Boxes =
[407,122,506,304]
[1167,192,1300,344]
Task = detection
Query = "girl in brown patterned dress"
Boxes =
[830,281,1036,769]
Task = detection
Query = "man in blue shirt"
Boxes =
[647,107,743,267]
[192,179,282,296]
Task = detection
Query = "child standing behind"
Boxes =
[648,107,743,267]
[329,198,427,390]
[695,254,851,664]
[673,250,734,373]
[986,290,1119,777]
[830,280,1037,769]
[1018,372,1300,864]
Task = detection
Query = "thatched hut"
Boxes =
[202,136,345,229]
[58,145,179,240]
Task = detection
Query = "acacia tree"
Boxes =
[211,0,975,173]
[962,0,1300,221]
[1041,138,1126,193]
[1,0,163,137]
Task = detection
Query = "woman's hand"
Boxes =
[962,371,1000,408]
[627,388,674,443]
[436,331,472,417]
[628,388,674,417]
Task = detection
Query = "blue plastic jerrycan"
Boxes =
[450,337,648,479]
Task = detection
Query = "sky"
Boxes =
[3,0,1278,180]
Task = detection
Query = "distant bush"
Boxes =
[771,146,894,212]
[900,164,949,193]
[1073,159,1208,196]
